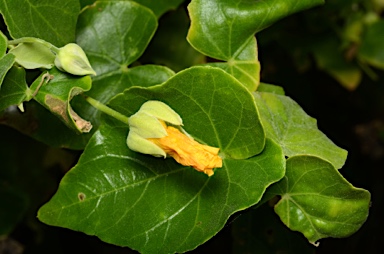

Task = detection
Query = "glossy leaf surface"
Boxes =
[268,156,370,244]
[38,66,282,253]
[77,1,157,75]
[0,0,80,46]
[187,0,324,60]
[254,92,347,169]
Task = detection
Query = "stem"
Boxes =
[84,96,129,125]
[8,37,60,53]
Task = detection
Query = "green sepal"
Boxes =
[9,42,55,69]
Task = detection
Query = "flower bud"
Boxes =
[127,100,183,157]
[127,100,222,176]
[54,43,96,76]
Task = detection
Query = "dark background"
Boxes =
[1,1,383,253]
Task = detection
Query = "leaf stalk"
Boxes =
[84,96,129,125]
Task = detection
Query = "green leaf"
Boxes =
[0,66,31,112]
[113,66,266,159]
[38,66,277,253]
[77,1,157,75]
[187,0,324,60]
[254,92,347,169]
[268,156,370,244]
[358,20,384,70]
[0,30,7,57]
[140,6,206,72]
[38,133,283,254]
[312,37,361,90]
[206,37,260,91]
[232,204,315,254]
[0,0,80,47]
[257,82,285,95]
[0,53,15,90]
[30,68,92,133]
[74,1,162,129]
[186,0,324,90]
[8,42,55,69]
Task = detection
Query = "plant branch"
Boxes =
[84,95,129,125]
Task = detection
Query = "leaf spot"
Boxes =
[78,192,86,201]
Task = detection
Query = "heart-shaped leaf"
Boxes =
[38,132,284,254]
[254,91,347,169]
[0,0,80,47]
[187,0,324,60]
[267,155,370,244]
[38,67,283,252]
[0,66,31,112]
[186,0,324,91]
[30,68,92,133]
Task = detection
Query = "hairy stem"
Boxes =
[8,37,60,53]
[84,96,129,125]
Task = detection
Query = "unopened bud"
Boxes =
[54,43,96,76]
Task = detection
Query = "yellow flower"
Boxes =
[127,101,222,176]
